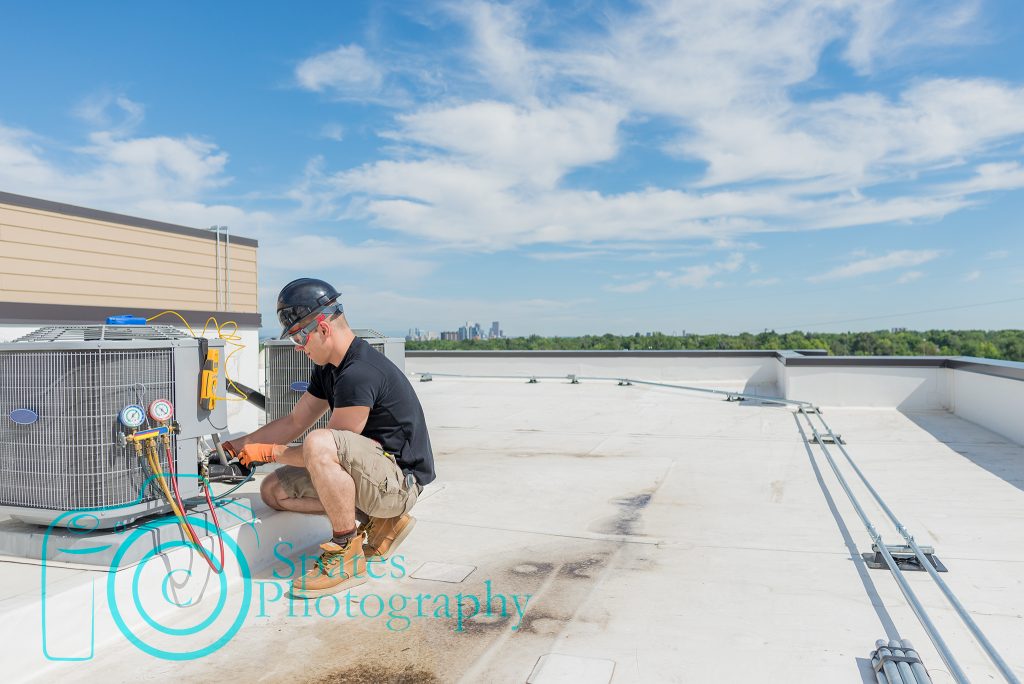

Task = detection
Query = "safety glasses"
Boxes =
[288,313,326,346]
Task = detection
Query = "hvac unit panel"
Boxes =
[264,334,404,442]
[0,348,173,511]
[0,326,225,528]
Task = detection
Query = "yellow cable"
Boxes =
[146,310,250,402]
[146,310,199,338]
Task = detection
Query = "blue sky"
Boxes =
[1,1,1022,337]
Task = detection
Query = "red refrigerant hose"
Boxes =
[164,439,226,574]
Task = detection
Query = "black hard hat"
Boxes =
[276,278,343,338]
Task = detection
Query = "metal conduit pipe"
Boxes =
[795,409,970,683]
[903,640,935,684]
[807,411,1021,684]
[414,372,572,381]
[410,371,813,408]
[873,640,906,684]
[579,375,814,407]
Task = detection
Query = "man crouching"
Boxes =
[225,278,435,597]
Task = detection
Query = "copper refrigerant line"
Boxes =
[413,371,1020,684]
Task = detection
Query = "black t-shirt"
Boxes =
[306,337,435,486]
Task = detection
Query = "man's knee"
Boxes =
[303,429,352,467]
[260,472,286,510]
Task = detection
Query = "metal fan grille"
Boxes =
[15,325,189,342]
[0,349,175,509]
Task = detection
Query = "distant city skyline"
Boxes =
[407,320,504,342]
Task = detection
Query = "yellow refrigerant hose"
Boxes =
[144,441,200,545]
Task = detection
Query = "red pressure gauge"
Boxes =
[148,399,174,423]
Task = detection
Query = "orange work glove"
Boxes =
[238,443,279,466]
[221,440,238,458]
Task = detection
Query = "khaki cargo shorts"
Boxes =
[275,430,419,519]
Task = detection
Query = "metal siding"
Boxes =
[0,204,258,312]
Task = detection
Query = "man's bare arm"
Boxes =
[229,393,329,453]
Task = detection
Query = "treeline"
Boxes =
[406,329,1024,361]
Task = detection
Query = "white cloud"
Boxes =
[259,233,436,280]
[529,249,612,261]
[844,0,981,75]
[985,249,1010,260]
[686,79,1024,189]
[456,1,537,101]
[896,270,923,284]
[604,280,654,294]
[302,1,1024,250]
[943,162,1024,195]
[809,250,942,282]
[73,93,145,134]
[386,99,625,188]
[80,131,230,196]
[0,118,230,212]
[295,44,384,97]
[665,252,745,288]
[749,277,781,287]
[0,123,57,188]
[0,110,279,243]
[320,123,344,141]
[335,169,786,247]
[607,252,745,293]
[963,270,981,282]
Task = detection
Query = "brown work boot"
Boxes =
[291,535,367,598]
[363,514,416,561]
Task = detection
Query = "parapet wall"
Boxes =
[406,350,1024,445]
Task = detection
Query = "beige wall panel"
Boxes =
[0,206,260,260]
[0,224,257,270]
[0,209,211,257]
[0,243,257,286]
[0,257,258,297]
[1,289,210,309]
[2,273,217,305]
[1,277,258,311]
[0,202,259,313]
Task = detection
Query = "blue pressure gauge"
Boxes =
[118,404,146,429]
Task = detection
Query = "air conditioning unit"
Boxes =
[263,329,405,441]
[0,324,226,528]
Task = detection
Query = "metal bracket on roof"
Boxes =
[810,432,845,445]
[617,379,632,386]
[527,376,538,384]
[870,640,928,678]
[862,544,947,572]
[419,373,433,382]
[567,374,580,384]
[725,394,746,402]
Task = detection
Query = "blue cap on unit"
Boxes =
[106,315,147,326]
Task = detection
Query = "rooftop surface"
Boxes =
[8,370,1023,683]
